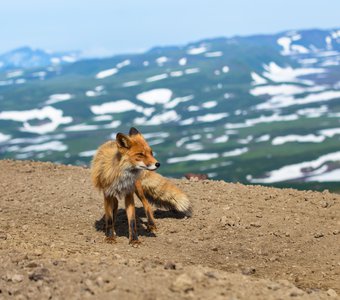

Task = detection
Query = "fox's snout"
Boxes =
[146,161,160,171]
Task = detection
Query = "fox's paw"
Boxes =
[105,236,117,244]
[129,239,141,248]
[147,224,157,233]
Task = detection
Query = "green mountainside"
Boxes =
[0,28,340,192]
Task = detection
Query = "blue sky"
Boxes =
[1,0,339,56]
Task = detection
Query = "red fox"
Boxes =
[91,127,192,245]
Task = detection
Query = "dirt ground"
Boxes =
[0,160,339,300]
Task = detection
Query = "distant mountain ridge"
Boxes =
[0,47,80,70]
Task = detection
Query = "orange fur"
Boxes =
[91,127,191,245]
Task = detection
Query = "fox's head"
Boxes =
[116,127,160,171]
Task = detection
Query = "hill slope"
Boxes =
[0,160,339,299]
[0,28,340,191]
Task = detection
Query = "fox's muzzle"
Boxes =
[147,162,160,171]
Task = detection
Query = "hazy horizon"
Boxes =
[1,0,340,56]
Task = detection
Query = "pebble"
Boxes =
[29,268,49,281]
[164,261,176,270]
[327,289,338,298]
[289,287,304,297]
[26,262,39,268]
[241,267,256,275]
[170,273,194,293]
[34,249,43,256]
[314,233,324,238]
[320,201,329,208]
[11,274,24,283]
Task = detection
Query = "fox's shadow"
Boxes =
[94,207,187,238]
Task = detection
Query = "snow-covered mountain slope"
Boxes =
[0,28,339,192]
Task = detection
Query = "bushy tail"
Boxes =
[139,171,192,216]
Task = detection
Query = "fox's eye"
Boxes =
[136,153,144,157]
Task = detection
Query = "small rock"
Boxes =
[290,289,304,297]
[314,233,324,238]
[0,231,7,240]
[22,225,28,231]
[29,268,49,281]
[211,247,218,252]
[34,249,43,256]
[190,268,205,282]
[220,216,228,226]
[170,274,194,293]
[320,201,329,208]
[95,276,104,287]
[241,267,256,275]
[11,274,24,283]
[267,283,280,291]
[84,279,96,294]
[164,261,176,270]
[332,230,339,235]
[327,289,338,298]
[250,222,261,228]
[26,262,39,268]
[204,271,218,279]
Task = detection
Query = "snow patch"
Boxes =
[204,51,223,57]
[95,68,118,79]
[116,59,130,69]
[178,58,187,66]
[263,62,326,84]
[197,113,228,123]
[91,100,141,114]
[167,153,218,164]
[7,70,23,78]
[222,147,248,157]
[257,90,340,110]
[122,81,141,87]
[164,95,194,109]
[251,72,267,85]
[45,94,73,105]
[20,141,67,152]
[272,134,325,145]
[249,151,340,183]
[187,46,207,55]
[79,150,97,157]
[0,133,11,143]
[0,106,72,135]
[146,73,168,82]
[136,89,172,105]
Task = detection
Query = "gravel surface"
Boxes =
[0,160,339,299]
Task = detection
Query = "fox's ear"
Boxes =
[116,133,131,149]
[129,127,140,136]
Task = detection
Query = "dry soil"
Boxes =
[0,160,339,299]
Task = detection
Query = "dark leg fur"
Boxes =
[135,181,157,232]
[104,195,118,243]
[125,193,141,246]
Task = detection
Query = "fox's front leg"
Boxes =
[135,180,157,232]
[104,194,118,243]
[125,193,140,246]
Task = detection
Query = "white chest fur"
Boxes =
[104,168,141,199]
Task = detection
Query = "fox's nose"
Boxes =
[155,162,161,168]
